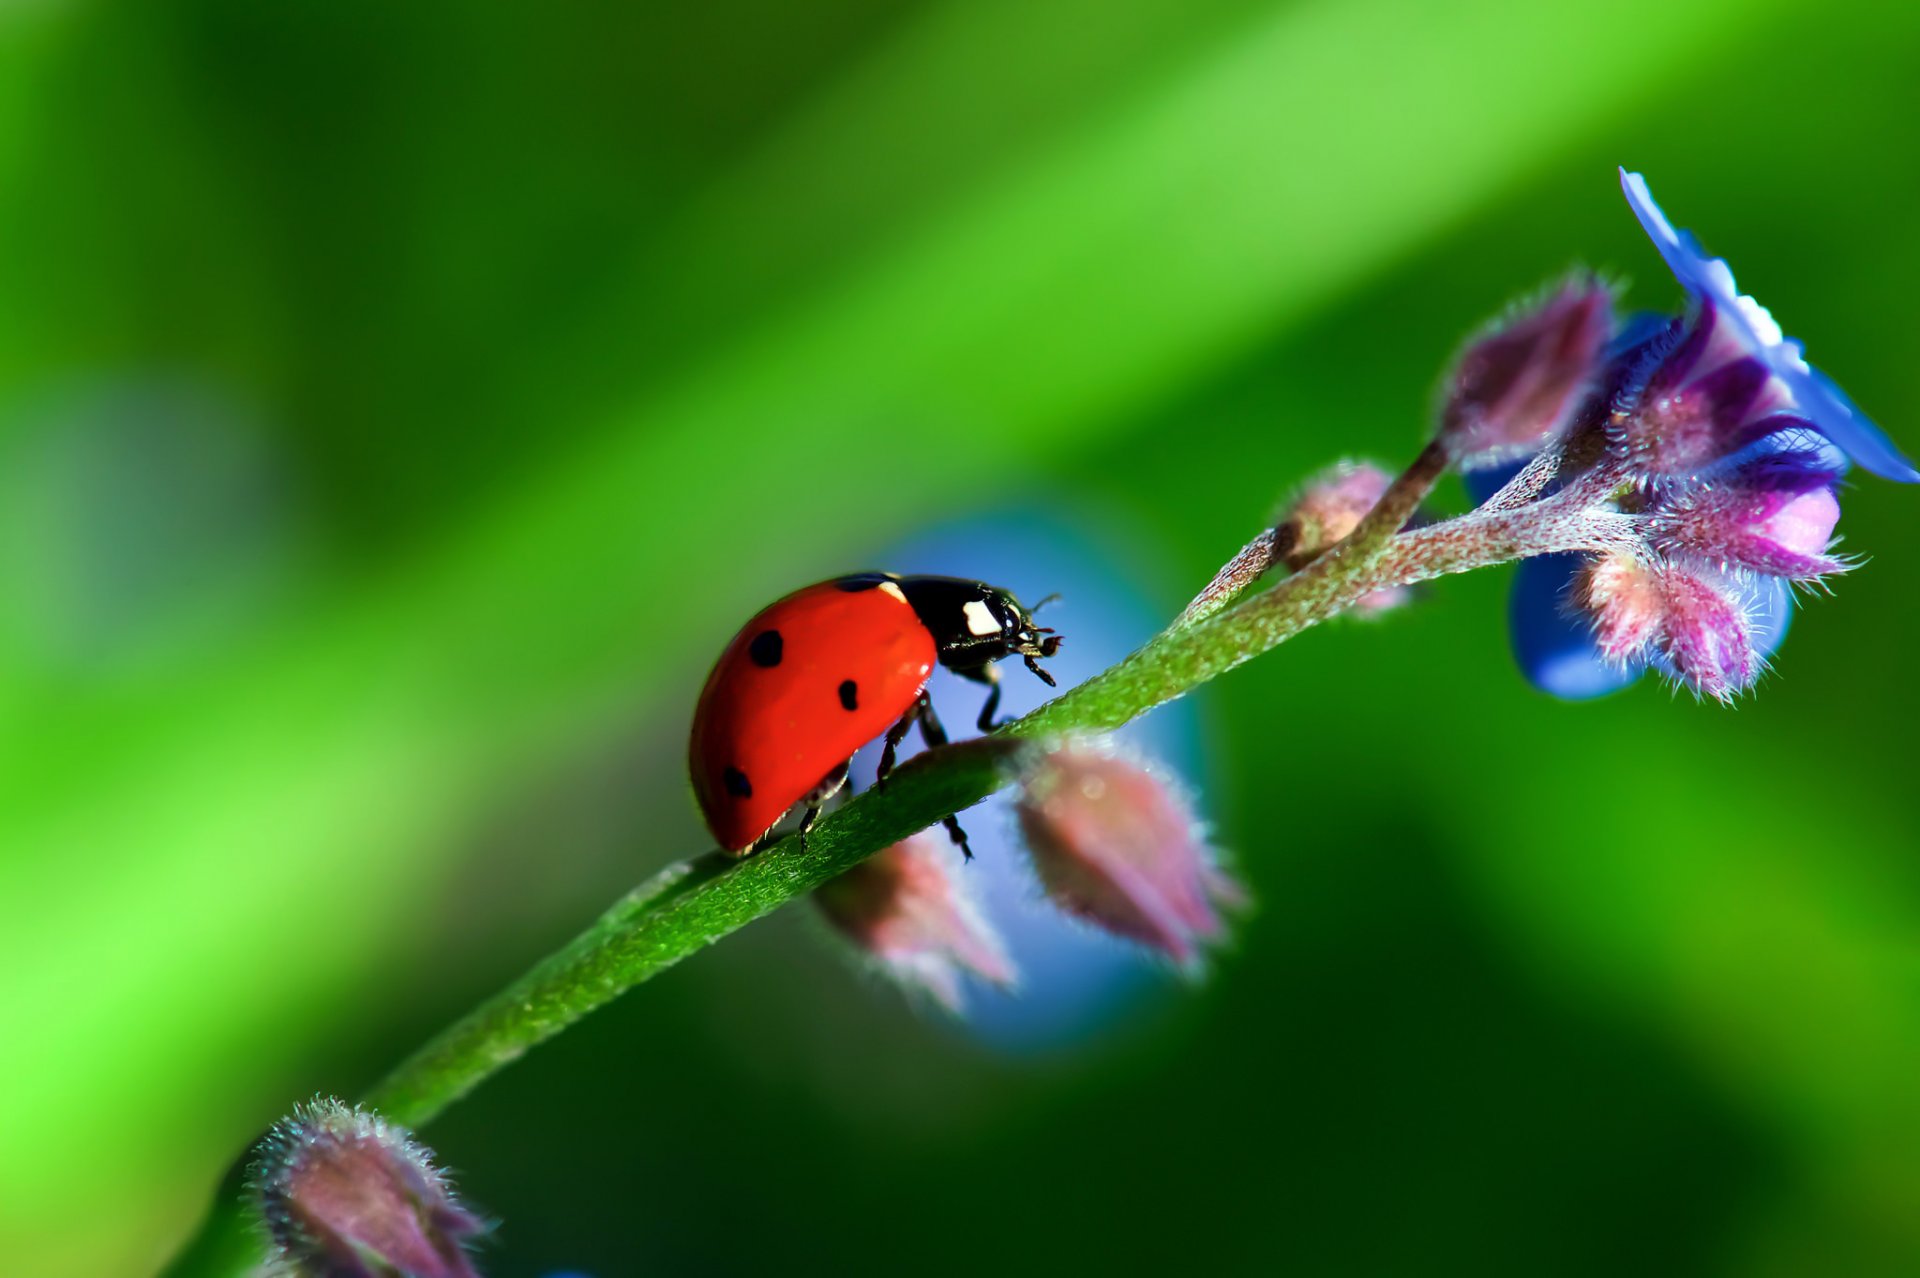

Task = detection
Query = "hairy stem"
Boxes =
[162,436,1622,1278]
[1174,438,1450,629]
[1173,527,1279,628]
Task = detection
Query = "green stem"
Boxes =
[164,438,1601,1278]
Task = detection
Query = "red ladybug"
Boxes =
[689,572,1062,856]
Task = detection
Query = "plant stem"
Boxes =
[1174,527,1278,629]
[161,436,1618,1278]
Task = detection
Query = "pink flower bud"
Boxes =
[1609,301,1803,478]
[1275,461,1391,571]
[1014,743,1240,963]
[250,1098,486,1278]
[814,832,1015,1013]
[1574,552,1663,663]
[1654,565,1758,701]
[1649,455,1846,579]
[1441,277,1613,466]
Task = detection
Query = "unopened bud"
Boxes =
[1610,300,1805,478]
[815,832,1015,1013]
[1014,743,1240,964]
[1655,565,1758,701]
[1441,277,1613,466]
[1274,461,1391,571]
[249,1097,486,1278]
[1649,451,1846,579]
[1574,552,1663,663]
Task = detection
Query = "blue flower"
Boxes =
[1470,442,1802,702]
[1504,552,1791,701]
[1619,168,1919,483]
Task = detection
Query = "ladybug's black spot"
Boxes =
[835,574,889,592]
[748,629,783,668]
[838,679,859,711]
[723,767,752,799]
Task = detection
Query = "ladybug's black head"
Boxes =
[895,575,1063,687]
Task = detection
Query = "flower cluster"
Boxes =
[1460,170,1915,701]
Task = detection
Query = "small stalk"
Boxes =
[161,434,1626,1278]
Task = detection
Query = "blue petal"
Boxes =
[1779,360,1920,484]
[1618,168,1919,484]
[1508,553,1643,700]
[1746,573,1793,661]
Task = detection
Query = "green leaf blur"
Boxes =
[3,0,1918,1274]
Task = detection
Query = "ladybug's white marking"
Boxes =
[963,600,999,636]
[879,581,908,604]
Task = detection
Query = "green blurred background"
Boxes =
[4,0,1919,1273]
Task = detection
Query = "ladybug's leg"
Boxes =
[913,689,949,748]
[957,663,1003,733]
[938,814,975,861]
[875,705,919,790]
[911,693,976,860]
[796,763,849,854]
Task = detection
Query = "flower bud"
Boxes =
[1014,743,1239,963]
[1573,551,1663,663]
[1441,277,1613,466]
[814,832,1015,1013]
[1648,451,1846,579]
[1654,565,1758,701]
[1609,300,1803,478]
[1274,461,1391,571]
[249,1098,486,1278]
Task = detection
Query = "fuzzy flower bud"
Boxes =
[1574,551,1664,663]
[1274,461,1391,571]
[1654,565,1758,701]
[1441,277,1612,467]
[814,832,1015,1012]
[1014,743,1239,963]
[1608,302,1802,477]
[1648,451,1846,579]
[249,1097,486,1278]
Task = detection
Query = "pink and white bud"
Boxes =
[1574,552,1664,663]
[1275,461,1392,571]
[1441,277,1613,466]
[814,832,1015,1013]
[250,1098,486,1278]
[1014,743,1240,964]
[1649,458,1846,579]
[1655,565,1759,701]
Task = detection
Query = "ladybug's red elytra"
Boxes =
[689,572,1062,857]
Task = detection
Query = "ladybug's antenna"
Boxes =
[1030,592,1062,613]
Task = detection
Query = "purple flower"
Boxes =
[1647,449,1847,580]
[1480,172,1911,701]
[1619,169,1919,483]
[1650,564,1760,702]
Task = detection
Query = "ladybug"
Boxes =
[689,572,1062,857]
